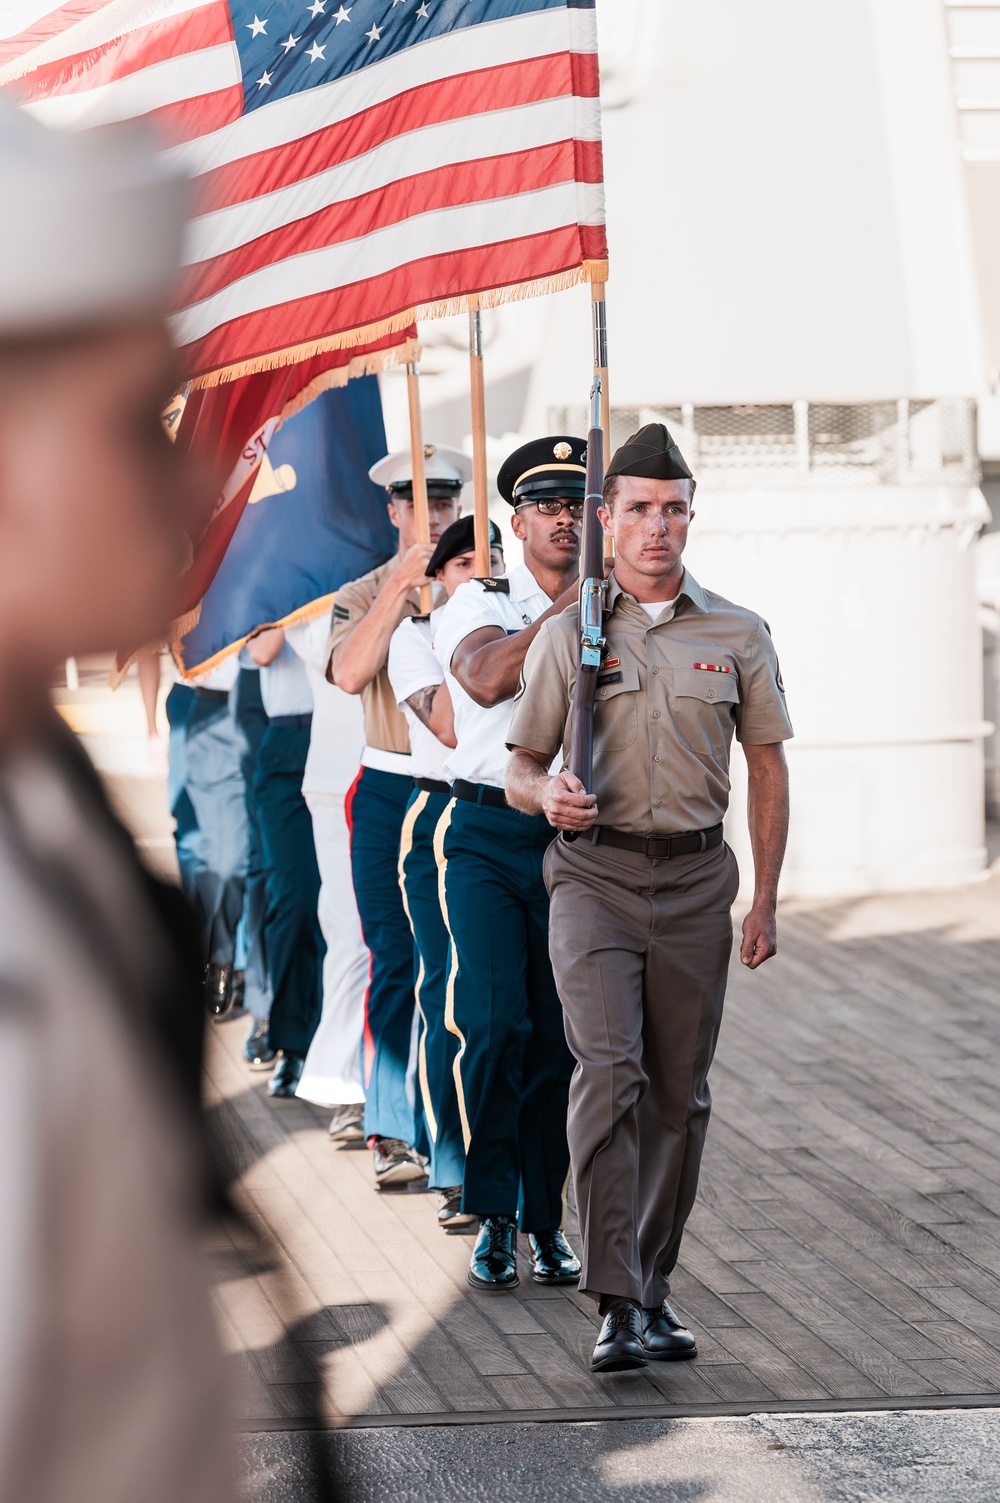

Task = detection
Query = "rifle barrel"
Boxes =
[566,381,607,792]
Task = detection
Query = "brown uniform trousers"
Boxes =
[544,832,739,1308]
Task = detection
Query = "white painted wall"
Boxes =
[684,486,990,895]
[527,0,987,417]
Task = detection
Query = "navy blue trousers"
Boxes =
[165,683,247,967]
[347,765,419,1145]
[233,669,272,1021]
[400,787,465,1190]
[439,797,573,1230]
[254,714,324,1057]
[165,683,199,899]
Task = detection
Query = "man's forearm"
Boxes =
[746,754,789,907]
[405,682,457,749]
[459,590,574,708]
[504,750,552,814]
[332,579,410,694]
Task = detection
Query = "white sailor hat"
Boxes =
[369,444,473,498]
[0,95,187,336]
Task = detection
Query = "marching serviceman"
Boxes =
[327,446,467,1187]
[433,437,586,1291]
[388,514,504,1232]
[505,423,793,1371]
[247,628,325,1098]
[286,616,369,1140]
[164,656,247,1019]
[0,97,236,1500]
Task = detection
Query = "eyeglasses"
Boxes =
[515,499,585,519]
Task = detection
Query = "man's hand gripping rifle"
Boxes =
[564,377,607,836]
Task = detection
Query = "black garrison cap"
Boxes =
[606,422,694,482]
[427,514,502,576]
[496,434,588,506]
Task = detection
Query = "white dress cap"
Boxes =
[369,443,473,489]
[0,93,187,336]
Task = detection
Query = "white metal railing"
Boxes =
[548,398,980,490]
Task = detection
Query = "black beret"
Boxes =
[427,514,502,576]
[496,434,588,506]
[606,422,693,483]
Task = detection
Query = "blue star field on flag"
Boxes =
[232,0,577,112]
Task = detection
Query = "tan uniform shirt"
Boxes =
[507,569,793,836]
[326,554,425,756]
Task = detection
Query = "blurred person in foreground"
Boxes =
[0,98,237,1502]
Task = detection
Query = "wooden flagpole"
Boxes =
[406,361,434,614]
[468,296,491,578]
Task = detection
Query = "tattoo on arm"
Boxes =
[406,684,440,731]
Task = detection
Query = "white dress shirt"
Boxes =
[387,607,450,782]
[258,641,314,718]
[285,617,364,797]
[434,563,555,790]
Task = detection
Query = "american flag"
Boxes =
[5,0,607,385]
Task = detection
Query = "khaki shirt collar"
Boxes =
[606,566,710,617]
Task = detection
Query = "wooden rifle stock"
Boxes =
[566,378,607,811]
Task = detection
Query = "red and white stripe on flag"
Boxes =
[3,0,608,387]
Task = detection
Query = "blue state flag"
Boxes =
[176,375,396,677]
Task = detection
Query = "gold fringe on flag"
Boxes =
[169,590,337,683]
[187,263,609,390]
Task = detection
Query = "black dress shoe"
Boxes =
[437,1187,477,1232]
[204,962,234,1020]
[468,1215,519,1291]
[267,1052,304,1098]
[528,1229,581,1284]
[591,1303,647,1372]
[230,968,246,1013]
[641,1301,698,1361]
[243,1017,276,1070]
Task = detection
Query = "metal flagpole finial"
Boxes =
[468,305,483,358]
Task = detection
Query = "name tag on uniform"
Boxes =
[693,662,731,673]
[598,670,623,687]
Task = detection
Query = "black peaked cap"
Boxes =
[496,434,588,506]
[606,422,693,482]
[427,514,502,576]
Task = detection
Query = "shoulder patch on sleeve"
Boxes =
[476,577,510,594]
[332,604,350,621]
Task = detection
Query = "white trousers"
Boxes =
[295,791,369,1107]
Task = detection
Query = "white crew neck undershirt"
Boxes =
[638,597,678,623]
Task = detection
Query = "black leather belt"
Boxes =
[415,777,450,795]
[452,777,509,810]
[584,822,723,860]
[193,686,229,702]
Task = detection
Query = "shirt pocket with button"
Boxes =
[594,662,642,752]
[670,666,740,761]
[672,666,740,706]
